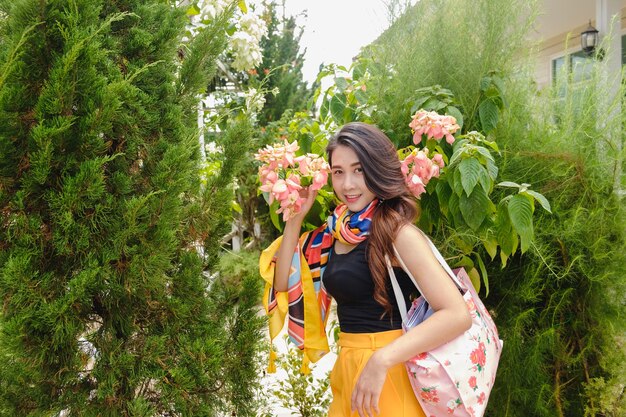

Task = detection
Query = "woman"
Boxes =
[268,122,471,417]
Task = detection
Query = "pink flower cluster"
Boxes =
[409,109,460,145]
[400,148,445,198]
[255,140,329,221]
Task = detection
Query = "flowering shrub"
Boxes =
[409,109,460,145]
[255,140,329,221]
[400,148,445,198]
[186,1,266,72]
[230,12,267,71]
[197,0,229,19]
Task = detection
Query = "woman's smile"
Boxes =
[330,145,376,212]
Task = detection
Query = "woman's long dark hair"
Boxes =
[327,122,418,315]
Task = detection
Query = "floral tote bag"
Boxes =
[387,233,503,417]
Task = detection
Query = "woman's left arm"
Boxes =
[351,224,471,417]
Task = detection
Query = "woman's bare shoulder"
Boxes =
[395,222,428,243]
[394,223,433,259]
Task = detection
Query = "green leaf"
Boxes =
[231,200,242,214]
[448,148,464,167]
[446,106,464,131]
[525,190,552,213]
[320,96,330,120]
[478,99,499,133]
[305,199,323,226]
[448,192,464,227]
[311,134,327,154]
[454,255,474,268]
[269,200,283,232]
[453,234,475,254]
[507,194,534,253]
[511,228,519,255]
[354,89,368,105]
[436,180,452,217]
[237,0,248,13]
[480,76,492,91]
[298,134,312,154]
[477,164,491,194]
[417,194,439,232]
[484,86,501,100]
[423,98,446,111]
[459,158,483,197]
[491,74,505,92]
[459,188,489,230]
[315,69,332,83]
[495,203,514,255]
[410,96,430,114]
[342,106,354,123]
[186,4,200,16]
[486,159,499,181]
[475,146,495,163]
[491,75,507,106]
[334,77,348,93]
[475,254,489,296]
[352,62,366,79]
[483,236,498,260]
[497,181,520,188]
[452,168,465,197]
[329,95,345,122]
[468,267,481,293]
[500,251,509,269]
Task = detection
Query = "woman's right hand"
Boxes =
[288,186,318,226]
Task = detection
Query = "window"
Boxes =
[551,50,593,87]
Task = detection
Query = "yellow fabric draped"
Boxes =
[259,235,330,373]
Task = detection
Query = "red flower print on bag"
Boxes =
[420,387,440,404]
[477,392,486,405]
[468,375,478,391]
[466,298,478,318]
[470,342,487,371]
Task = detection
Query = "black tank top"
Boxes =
[323,240,420,333]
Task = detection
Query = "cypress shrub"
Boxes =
[0,0,263,415]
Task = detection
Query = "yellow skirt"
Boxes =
[327,329,426,417]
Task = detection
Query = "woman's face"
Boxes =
[330,145,377,212]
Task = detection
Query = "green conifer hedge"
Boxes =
[0,1,263,415]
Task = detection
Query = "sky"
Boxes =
[278,1,397,84]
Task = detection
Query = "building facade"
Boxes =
[530,0,624,194]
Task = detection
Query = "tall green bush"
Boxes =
[357,0,626,415]
[364,0,537,144]
[255,0,313,125]
[486,64,626,416]
[0,0,263,415]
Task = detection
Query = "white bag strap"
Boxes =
[386,254,409,323]
[387,227,465,324]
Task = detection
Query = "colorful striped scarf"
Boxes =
[259,199,379,372]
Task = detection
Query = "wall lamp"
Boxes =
[581,20,601,58]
